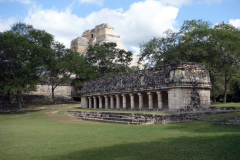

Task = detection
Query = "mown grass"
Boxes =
[0,103,240,160]
[211,102,240,110]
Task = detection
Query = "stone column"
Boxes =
[130,94,134,109]
[122,94,126,109]
[104,95,108,109]
[88,97,92,109]
[98,96,102,109]
[168,90,171,110]
[147,92,153,109]
[116,95,120,109]
[110,95,114,109]
[157,91,162,109]
[93,96,97,109]
[138,93,143,109]
[81,96,87,108]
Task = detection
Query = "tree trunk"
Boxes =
[7,90,11,104]
[16,92,22,111]
[52,86,56,104]
[2,93,5,107]
[212,86,217,103]
[223,74,229,103]
[20,95,25,106]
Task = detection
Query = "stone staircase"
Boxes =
[67,109,240,125]
[67,111,154,125]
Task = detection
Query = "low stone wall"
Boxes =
[22,84,74,102]
[67,109,239,125]
[22,94,72,102]
[28,85,73,96]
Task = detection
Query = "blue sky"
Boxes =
[0,0,239,53]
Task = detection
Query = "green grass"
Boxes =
[1,103,240,160]
[211,102,240,110]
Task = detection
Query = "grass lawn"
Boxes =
[0,103,240,160]
[211,102,240,110]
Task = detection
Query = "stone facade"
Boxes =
[67,109,237,125]
[80,62,211,111]
[70,23,142,68]
[24,85,74,102]
[71,23,126,53]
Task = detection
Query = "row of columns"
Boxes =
[87,91,163,109]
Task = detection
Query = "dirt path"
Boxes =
[45,104,88,124]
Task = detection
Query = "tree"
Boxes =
[139,29,181,67]
[43,42,86,104]
[139,19,240,103]
[229,76,240,102]
[0,22,54,110]
[211,22,240,102]
[85,42,134,79]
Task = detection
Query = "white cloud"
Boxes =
[22,0,181,51]
[0,17,17,31]
[229,19,240,28]
[85,0,179,47]
[77,0,104,6]
[130,46,141,55]
[24,9,89,48]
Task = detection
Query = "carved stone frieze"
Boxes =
[81,62,211,96]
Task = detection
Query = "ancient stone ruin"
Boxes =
[70,23,141,68]
[71,23,127,54]
[80,62,211,111]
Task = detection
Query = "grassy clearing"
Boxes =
[0,103,240,160]
[211,102,240,110]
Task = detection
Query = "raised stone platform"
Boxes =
[67,108,239,125]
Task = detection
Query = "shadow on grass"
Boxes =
[72,107,81,109]
[47,134,240,160]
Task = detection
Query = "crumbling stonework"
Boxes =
[24,85,74,102]
[71,23,141,68]
[67,109,238,125]
[80,62,211,111]
[71,23,126,53]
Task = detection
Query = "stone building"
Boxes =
[70,23,142,68]
[80,62,211,111]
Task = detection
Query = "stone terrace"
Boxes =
[80,62,211,111]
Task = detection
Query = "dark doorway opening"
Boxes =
[162,91,169,109]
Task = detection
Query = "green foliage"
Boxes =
[229,77,240,102]
[139,19,240,103]
[84,42,135,79]
[0,22,54,109]
[43,42,87,104]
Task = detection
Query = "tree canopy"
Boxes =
[0,22,54,110]
[84,42,136,79]
[139,19,240,102]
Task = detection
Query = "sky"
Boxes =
[0,0,239,54]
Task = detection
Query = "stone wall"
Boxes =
[81,62,211,96]
[80,62,211,111]
[168,88,210,110]
[28,85,73,96]
[67,109,237,125]
[23,85,74,102]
